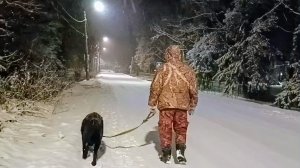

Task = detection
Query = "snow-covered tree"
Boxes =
[134,37,156,72]
[134,0,222,72]
[214,9,279,94]
[186,32,225,89]
[0,0,86,101]
[187,32,225,73]
[135,0,300,107]
[275,62,300,109]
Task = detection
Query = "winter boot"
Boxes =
[176,144,187,164]
[160,148,171,164]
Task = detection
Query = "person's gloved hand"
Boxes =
[149,106,157,115]
[188,109,195,115]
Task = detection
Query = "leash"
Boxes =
[102,112,155,149]
[103,111,155,138]
[105,142,151,149]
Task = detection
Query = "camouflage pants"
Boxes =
[159,109,188,149]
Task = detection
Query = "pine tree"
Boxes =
[213,0,279,94]
[0,0,85,101]
[275,62,300,109]
[275,21,300,109]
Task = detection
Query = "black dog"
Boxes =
[81,112,103,166]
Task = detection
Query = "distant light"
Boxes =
[94,1,104,12]
[103,47,107,51]
[103,36,109,42]
[99,73,150,85]
[280,72,283,76]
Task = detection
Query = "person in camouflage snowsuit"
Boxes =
[148,45,198,164]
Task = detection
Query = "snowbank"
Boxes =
[79,78,101,88]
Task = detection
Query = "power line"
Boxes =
[56,1,86,23]
[61,16,85,36]
[49,0,85,36]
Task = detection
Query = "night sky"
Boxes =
[85,0,133,67]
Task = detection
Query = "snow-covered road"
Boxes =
[1,72,300,168]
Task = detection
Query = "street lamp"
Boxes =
[103,36,109,42]
[94,1,105,12]
[84,1,105,80]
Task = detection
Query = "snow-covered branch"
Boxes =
[190,0,207,7]
[0,31,13,37]
[180,13,213,25]
[0,64,6,71]
[0,27,6,33]
[281,1,300,16]
[152,25,182,44]
[0,51,17,60]
[277,25,293,33]
[180,25,224,34]
[5,0,42,13]
[255,0,300,25]
[255,1,283,22]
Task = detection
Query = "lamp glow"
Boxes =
[103,36,109,42]
[94,1,104,12]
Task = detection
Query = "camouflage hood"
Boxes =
[165,45,182,64]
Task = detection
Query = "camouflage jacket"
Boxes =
[148,45,198,111]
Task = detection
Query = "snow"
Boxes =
[1,71,300,168]
[79,78,101,88]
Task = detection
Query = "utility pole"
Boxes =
[97,42,101,73]
[84,11,90,80]
[98,50,101,72]
[130,56,134,74]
